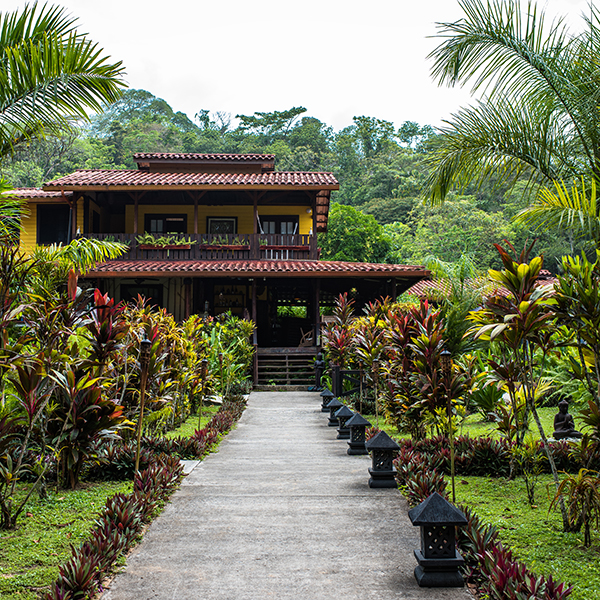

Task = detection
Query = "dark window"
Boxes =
[120,284,164,307]
[92,210,100,234]
[260,215,299,235]
[37,204,70,245]
[207,217,237,234]
[144,214,187,235]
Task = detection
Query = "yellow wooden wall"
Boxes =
[19,198,84,255]
[19,204,37,253]
[125,204,312,234]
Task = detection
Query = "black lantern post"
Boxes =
[408,492,467,587]
[134,335,152,472]
[365,430,400,488]
[218,351,224,400]
[346,413,371,455]
[198,358,208,429]
[326,397,344,427]
[372,359,380,428]
[357,359,364,414]
[335,405,354,439]
[440,348,456,503]
[320,388,334,412]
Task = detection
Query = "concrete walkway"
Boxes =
[102,392,472,600]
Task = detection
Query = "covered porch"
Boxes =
[85,258,429,385]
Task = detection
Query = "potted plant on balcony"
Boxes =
[136,233,196,250]
[199,235,249,251]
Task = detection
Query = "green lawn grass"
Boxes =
[455,475,600,600]
[362,406,559,441]
[165,404,220,439]
[458,406,557,440]
[0,480,132,600]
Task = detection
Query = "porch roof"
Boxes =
[43,169,339,191]
[5,188,73,200]
[86,259,429,279]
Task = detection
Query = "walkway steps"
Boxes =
[101,392,471,600]
[256,348,316,387]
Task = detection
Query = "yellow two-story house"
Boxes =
[17,153,428,385]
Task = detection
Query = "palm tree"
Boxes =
[0,2,125,157]
[425,0,600,204]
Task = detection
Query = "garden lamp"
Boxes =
[372,359,380,428]
[199,358,209,429]
[135,334,152,472]
[440,348,455,502]
[440,349,451,379]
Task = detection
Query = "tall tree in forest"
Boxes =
[425,0,600,203]
[0,2,125,158]
[319,204,391,263]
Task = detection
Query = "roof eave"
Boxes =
[42,184,339,193]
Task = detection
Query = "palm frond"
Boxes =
[423,95,575,203]
[427,0,600,201]
[31,237,128,275]
[515,177,600,245]
[0,3,126,155]
[0,180,29,242]
[430,0,571,102]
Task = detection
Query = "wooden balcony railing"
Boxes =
[86,233,319,261]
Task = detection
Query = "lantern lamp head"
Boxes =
[440,349,451,378]
[139,335,152,369]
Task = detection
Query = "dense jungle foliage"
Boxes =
[0,89,588,272]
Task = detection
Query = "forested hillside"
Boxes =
[1,89,585,272]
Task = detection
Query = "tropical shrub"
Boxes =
[551,469,600,547]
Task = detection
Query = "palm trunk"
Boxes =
[530,405,571,531]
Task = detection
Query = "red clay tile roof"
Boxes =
[3,188,72,199]
[88,259,428,278]
[133,153,275,161]
[407,275,558,299]
[43,170,338,190]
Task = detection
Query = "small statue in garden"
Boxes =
[313,351,325,391]
[553,399,582,439]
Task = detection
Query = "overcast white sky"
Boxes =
[4,0,593,131]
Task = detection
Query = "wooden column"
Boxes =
[311,192,318,259]
[391,277,397,301]
[252,279,257,344]
[185,191,205,236]
[184,278,192,320]
[134,194,139,235]
[252,278,258,385]
[313,278,321,348]
[253,193,258,234]
[71,198,78,239]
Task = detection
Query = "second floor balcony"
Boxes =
[86,232,319,261]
